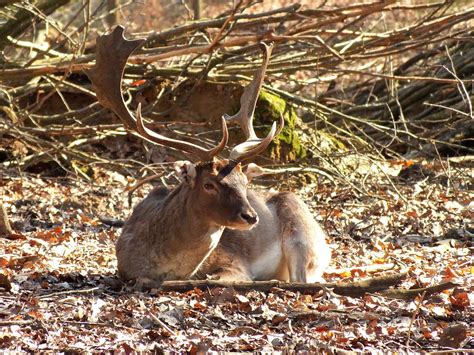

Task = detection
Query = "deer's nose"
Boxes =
[240,212,258,225]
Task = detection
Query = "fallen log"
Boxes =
[160,271,408,297]
[160,273,459,300]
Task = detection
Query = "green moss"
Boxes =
[316,130,347,151]
[71,160,94,179]
[254,90,306,161]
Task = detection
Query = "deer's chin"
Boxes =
[226,221,258,231]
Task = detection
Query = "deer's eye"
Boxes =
[204,183,215,191]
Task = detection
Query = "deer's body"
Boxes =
[117,162,330,284]
[88,27,331,286]
[116,186,224,282]
[116,160,257,283]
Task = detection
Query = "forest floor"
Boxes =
[0,158,472,352]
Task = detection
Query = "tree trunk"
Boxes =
[192,0,201,20]
[0,203,12,236]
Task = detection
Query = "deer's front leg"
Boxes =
[283,236,311,283]
[273,193,331,284]
[284,232,331,283]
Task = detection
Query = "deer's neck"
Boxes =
[148,184,223,279]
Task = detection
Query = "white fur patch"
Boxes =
[189,227,224,277]
[249,241,282,280]
[209,227,224,250]
[306,242,331,283]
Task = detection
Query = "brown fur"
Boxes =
[116,160,257,284]
[116,160,331,285]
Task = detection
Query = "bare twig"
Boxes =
[147,311,178,336]
[406,291,427,349]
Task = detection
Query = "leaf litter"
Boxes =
[0,160,472,352]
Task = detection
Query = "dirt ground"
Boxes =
[0,159,472,352]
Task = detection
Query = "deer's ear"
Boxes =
[244,163,265,181]
[173,161,197,187]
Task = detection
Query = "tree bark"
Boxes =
[0,203,12,236]
[192,0,201,20]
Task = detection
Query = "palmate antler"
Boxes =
[87,26,227,161]
[87,26,282,163]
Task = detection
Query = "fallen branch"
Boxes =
[38,286,100,299]
[406,291,427,348]
[379,281,459,300]
[160,271,408,297]
[326,263,395,275]
[1,0,472,177]
[0,0,70,48]
[147,311,177,336]
[0,320,36,326]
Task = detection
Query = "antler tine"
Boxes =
[87,26,228,161]
[135,104,229,159]
[224,42,284,162]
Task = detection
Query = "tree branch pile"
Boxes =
[0,0,473,177]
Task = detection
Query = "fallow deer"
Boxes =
[87,26,331,286]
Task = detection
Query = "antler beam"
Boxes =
[224,42,284,162]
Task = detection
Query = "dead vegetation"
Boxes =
[0,0,473,352]
[0,0,473,176]
[0,161,472,352]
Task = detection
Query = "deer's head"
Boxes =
[174,159,257,229]
[87,26,283,230]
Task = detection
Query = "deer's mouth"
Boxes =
[226,213,259,231]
